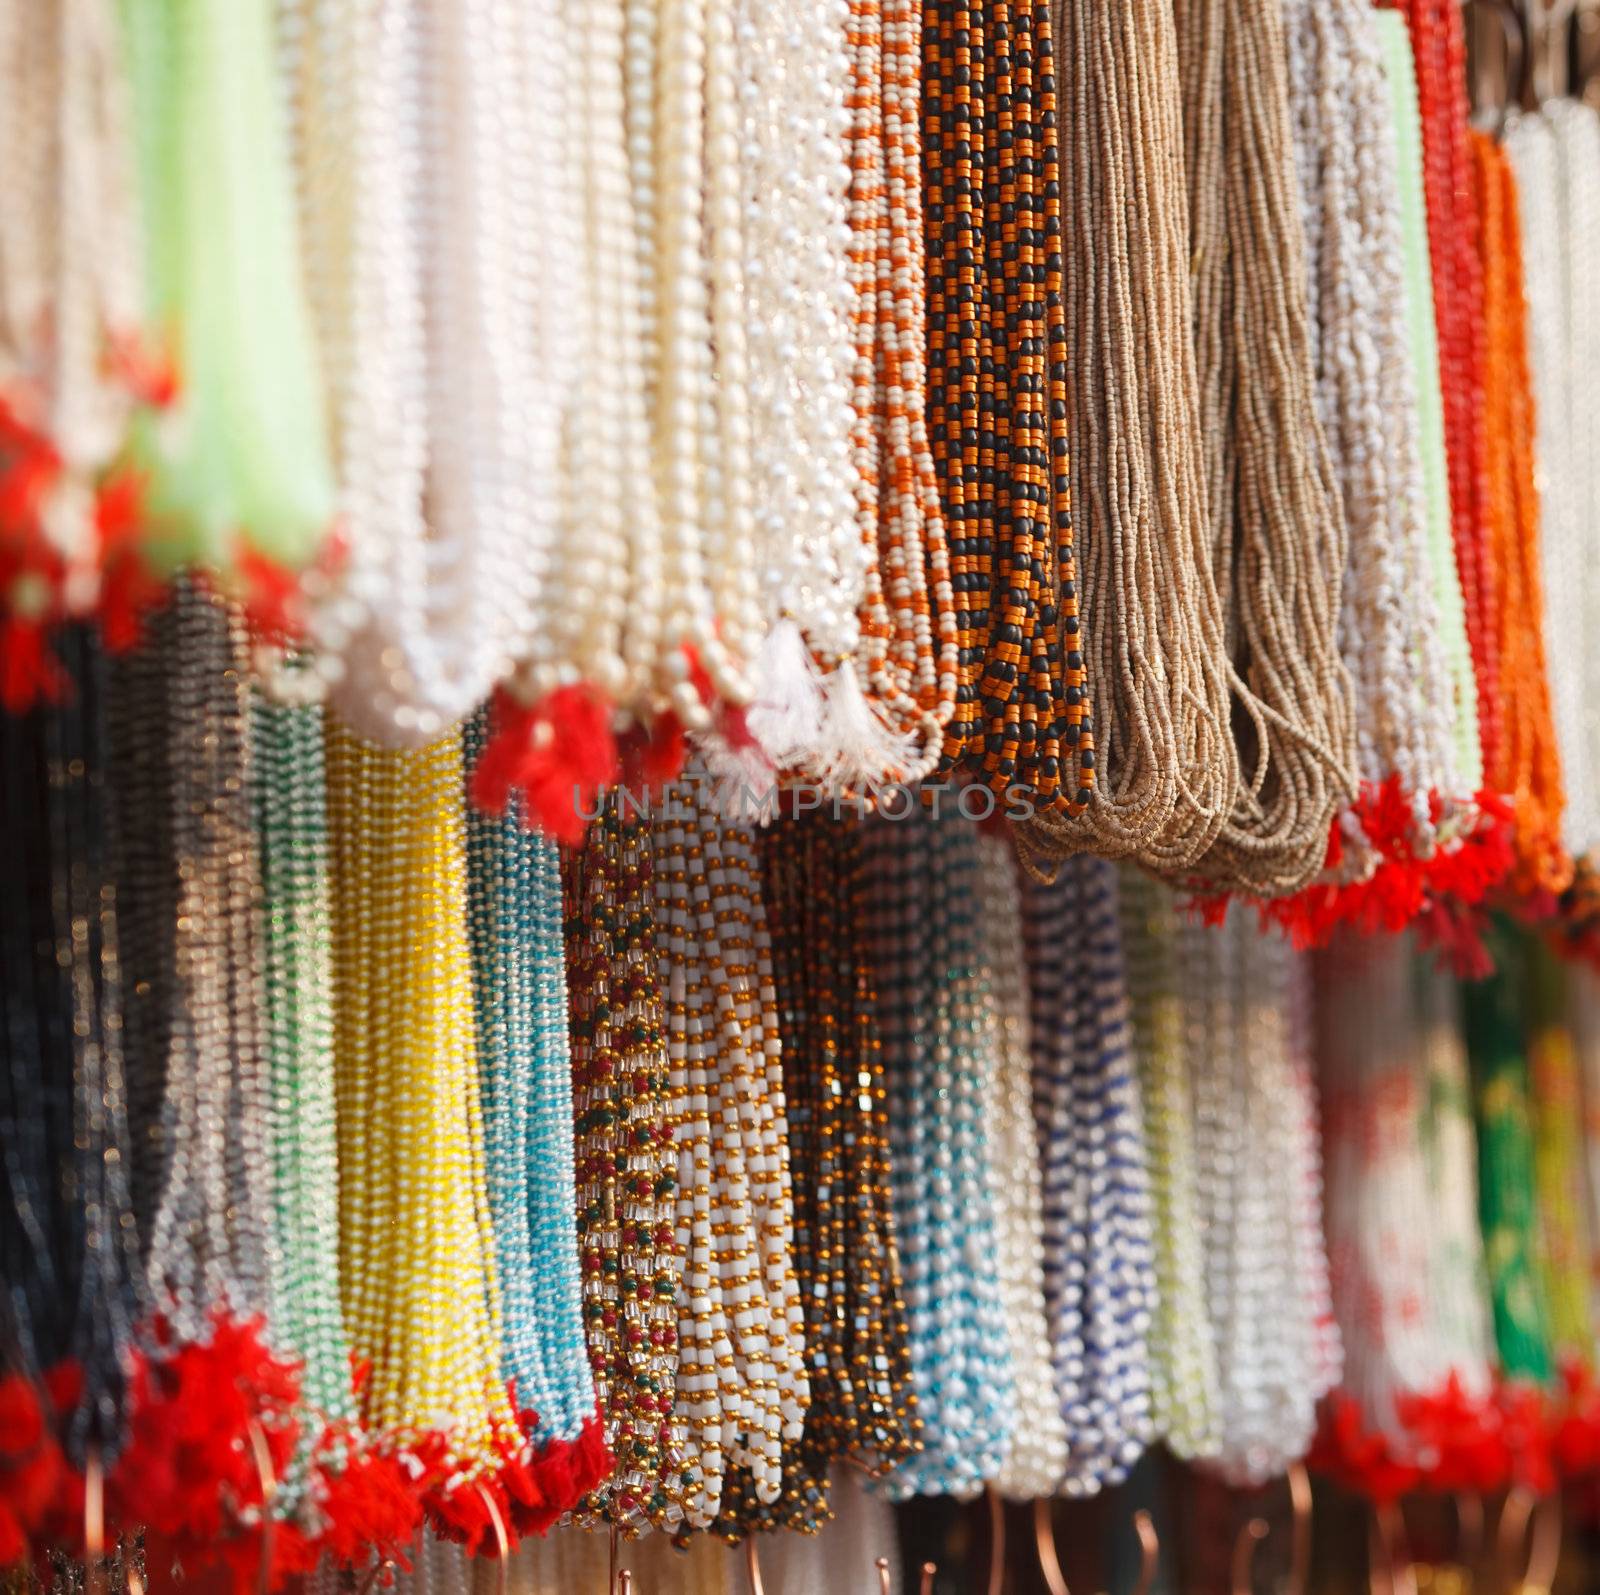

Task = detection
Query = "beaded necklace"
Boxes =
[325,720,531,1547]
[734,811,917,1536]
[1022,0,1236,873]
[648,770,809,1532]
[802,0,958,791]
[977,832,1069,1500]
[0,625,146,1473]
[1175,0,1360,898]
[251,691,352,1507]
[0,0,158,700]
[1464,935,1553,1386]
[1116,869,1219,1462]
[1469,131,1569,900]
[864,807,1012,1500]
[1182,909,1339,1483]
[462,712,606,1521]
[1375,12,1482,803]
[119,0,334,599]
[1313,932,1496,1489]
[563,809,686,1530]
[1281,0,1459,869]
[1382,0,1498,775]
[1506,104,1600,869]
[1024,856,1157,1495]
[920,0,1095,816]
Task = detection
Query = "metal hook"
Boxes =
[619,1574,634,1595]
[84,1448,105,1595]
[1287,1463,1312,1595]
[1497,1488,1561,1595]
[1034,1499,1069,1595]
[918,1563,937,1595]
[875,1557,893,1595]
[245,1418,279,1595]
[1462,0,1531,128]
[610,1523,620,1595]
[1130,1510,1160,1595]
[473,1484,510,1595]
[746,1536,767,1595]
[1370,1502,1417,1595]
[1230,1519,1267,1595]
[986,1487,1005,1595]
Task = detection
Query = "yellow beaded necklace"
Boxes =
[325,720,527,1546]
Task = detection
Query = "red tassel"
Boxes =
[474,685,619,846]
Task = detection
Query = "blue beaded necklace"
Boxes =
[865,807,1013,1499]
[1023,855,1157,1496]
[464,713,595,1454]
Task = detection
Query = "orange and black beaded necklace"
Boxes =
[922,0,1094,815]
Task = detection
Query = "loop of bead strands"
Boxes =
[562,809,687,1531]
[1020,0,1236,873]
[0,626,147,1463]
[0,0,156,693]
[1175,0,1360,899]
[740,812,918,1535]
[1181,909,1340,1483]
[1469,131,1569,900]
[976,831,1070,1500]
[325,721,534,1547]
[1282,0,1461,857]
[1023,857,1157,1495]
[1116,868,1220,1462]
[648,770,809,1533]
[1506,105,1600,869]
[863,807,1014,1498]
[462,712,609,1523]
[920,0,1095,816]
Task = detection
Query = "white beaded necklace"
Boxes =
[651,768,809,1528]
[1506,102,1600,863]
[1282,0,1461,844]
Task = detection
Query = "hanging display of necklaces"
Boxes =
[563,808,687,1530]
[649,768,809,1533]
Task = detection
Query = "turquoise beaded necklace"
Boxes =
[464,712,597,1454]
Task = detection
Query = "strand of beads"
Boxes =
[1469,132,1568,901]
[1182,908,1340,1483]
[1385,0,1497,775]
[119,0,334,602]
[0,626,146,1508]
[326,721,534,1548]
[1116,869,1219,1462]
[251,688,360,1524]
[920,0,1095,815]
[977,831,1069,1500]
[865,805,1012,1500]
[462,712,608,1527]
[649,770,809,1532]
[1024,856,1157,1495]
[734,811,918,1535]
[1276,0,1462,915]
[563,809,687,1531]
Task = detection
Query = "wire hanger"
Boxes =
[1031,1498,1161,1595]
[1496,1486,1561,1595]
